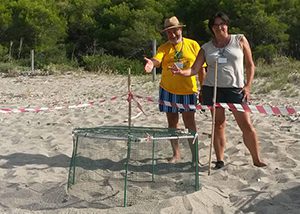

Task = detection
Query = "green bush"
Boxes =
[0,62,16,73]
[0,45,8,61]
[82,54,144,75]
[254,56,299,96]
[0,61,29,77]
[42,62,80,75]
[253,44,277,64]
[34,47,69,69]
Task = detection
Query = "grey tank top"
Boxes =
[202,34,244,88]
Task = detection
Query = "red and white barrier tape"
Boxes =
[0,94,299,116]
[0,93,149,115]
[158,100,299,115]
[0,103,93,114]
[127,92,146,115]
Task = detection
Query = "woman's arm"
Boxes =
[171,49,205,76]
[198,66,206,87]
[240,36,255,101]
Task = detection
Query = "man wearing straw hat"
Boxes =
[144,16,206,164]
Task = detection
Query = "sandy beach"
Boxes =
[0,73,299,213]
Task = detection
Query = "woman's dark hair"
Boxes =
[208,12,230,35]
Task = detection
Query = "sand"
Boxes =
[0,73,299,213]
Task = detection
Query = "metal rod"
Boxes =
[72,135,79,185]
[72,134,195,141]
[124,135,132,207]
[151,134,156,182]
[67,133,77,189]
[194,133,200,190]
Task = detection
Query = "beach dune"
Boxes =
[0,74,299,213]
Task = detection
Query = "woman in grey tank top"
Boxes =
[171,12,266,169]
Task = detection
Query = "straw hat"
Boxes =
[161,16,186,32]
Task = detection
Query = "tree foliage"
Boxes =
[0,0,299,68]
[1,0,66,63]
[94,0,164,58]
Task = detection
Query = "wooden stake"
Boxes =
[208,60,218,175]
[128,68,132,128]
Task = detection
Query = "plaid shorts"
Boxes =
[159,87,197,113]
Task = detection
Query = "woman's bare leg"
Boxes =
[212,108,227,162]
[232,110,266,167]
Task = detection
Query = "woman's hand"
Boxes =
[169,63,182,75]
[144,57,154,73]
[241,85,251,102]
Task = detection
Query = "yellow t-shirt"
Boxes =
[153,37,200,95]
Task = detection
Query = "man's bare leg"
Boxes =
[182,111,197,164]
[166,112,180,163]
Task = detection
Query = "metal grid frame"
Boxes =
[67,125,200,207]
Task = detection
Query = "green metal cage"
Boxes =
[67,125,200,207]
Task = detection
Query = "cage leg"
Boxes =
[194,133,200,191]
[124,136,132,207]
[67,134,79,189]
[72,135,79,185]
[151,138,156,182]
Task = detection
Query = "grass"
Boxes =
[0,56,299,97]
[253,57,300,97]
[0,61,82,77]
